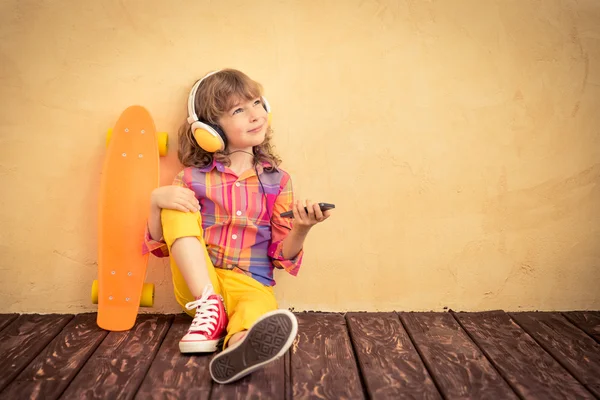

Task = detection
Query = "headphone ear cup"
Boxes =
[261,96,272,127]
[192,121,226,152]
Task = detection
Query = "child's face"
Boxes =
[218,96,269,151]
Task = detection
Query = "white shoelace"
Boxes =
[184,285,220,339]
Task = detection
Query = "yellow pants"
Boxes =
[161,209,278,348]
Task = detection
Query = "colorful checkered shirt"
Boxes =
[142,160,303,286]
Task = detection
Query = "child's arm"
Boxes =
[143,170,200,258]
[148,203,163,242]
[268,174,332,274]
[280,199,331,258]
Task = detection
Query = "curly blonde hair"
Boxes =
[178,69,281,171]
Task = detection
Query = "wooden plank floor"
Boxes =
[0,311,598,400]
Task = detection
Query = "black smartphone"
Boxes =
[280,203,335,218]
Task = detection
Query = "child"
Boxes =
[143,69,332,384]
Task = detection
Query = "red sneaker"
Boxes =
[179,285,228,353]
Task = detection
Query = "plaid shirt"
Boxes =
[143,160,303,286]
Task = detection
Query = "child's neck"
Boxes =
[227,148,255,176]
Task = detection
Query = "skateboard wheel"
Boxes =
[158,132,168,156]
[106,128,113,147]
[140,283,155,307]
[91,280,99,304]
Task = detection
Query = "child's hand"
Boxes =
[291,199,332,231]
[151,186,200,213]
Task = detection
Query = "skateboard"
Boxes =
[92,105,168,331]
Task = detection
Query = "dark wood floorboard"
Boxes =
[0,310,598,399]
[455,311,595,400]
[59,314,172,400]
[511,312,600,398]
[0,314,107,400]
[135,314,212,400]
[563,311,600,344]
[0,314,73,392]
[284,351,291,400]
[0,314,19,333]
[400,312,517,399]
[346,312,441,399]
[291,313,365,399]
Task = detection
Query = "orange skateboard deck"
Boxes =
[96,105,164,331]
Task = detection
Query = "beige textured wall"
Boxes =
[1,0,599,314]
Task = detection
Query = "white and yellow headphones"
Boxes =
[187,70,272,153]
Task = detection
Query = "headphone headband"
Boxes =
[187,70,221,125]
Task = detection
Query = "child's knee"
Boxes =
[161,209,203,246]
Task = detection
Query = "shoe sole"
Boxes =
[179,337,224,354]
[209,309,298,384]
